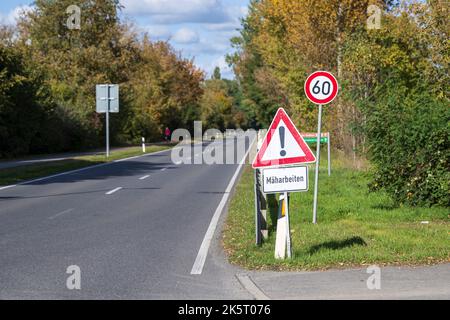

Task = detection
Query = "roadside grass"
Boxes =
[223,150,449,271]
[0,144,173,186]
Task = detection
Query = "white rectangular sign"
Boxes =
[263,166,308,194]
[96,84,119,113]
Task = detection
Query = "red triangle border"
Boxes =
[252,108,317,168]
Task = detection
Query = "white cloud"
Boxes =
[172,28,199,44]
[0,5,32,25]
[205,22,239,31]
[205,55,233,78]
[144,25,172,40]
[122,0,232,24]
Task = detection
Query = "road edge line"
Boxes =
[190,137,256,275]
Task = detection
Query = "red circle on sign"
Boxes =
[304,71,339,105]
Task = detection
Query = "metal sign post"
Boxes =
[312,105,323,224]
[106,85,110,157]
[96,84,119,158]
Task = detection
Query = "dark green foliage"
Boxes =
[362,82,449,207]
[0,45,70,157]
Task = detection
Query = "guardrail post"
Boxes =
[327,132,331,176]
[255,130,268,246]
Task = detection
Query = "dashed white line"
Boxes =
[139,175,150,180]
[106,187,123,195]
[0,148,174,192]
[48,208,74,220]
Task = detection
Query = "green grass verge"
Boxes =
[0,145,173,186]
[223,151,449,271]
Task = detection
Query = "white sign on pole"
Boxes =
[304,71,338,224]
[96,84,119,158]
[96,84,119,113]
[263,166,308,194]
[252,108,316,168]
[304,71,338,105]
[252,108,316,260]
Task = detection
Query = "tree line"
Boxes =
[0,0,247,158]
[0,0,447,206]
[227,0,448,206]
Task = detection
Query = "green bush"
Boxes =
[362,82,449,207]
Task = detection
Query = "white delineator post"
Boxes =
[142,137,146,153]
[312,105,323,224]
[274,194,287,259]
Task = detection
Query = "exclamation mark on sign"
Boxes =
[279,126,286,156]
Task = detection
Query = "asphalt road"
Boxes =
[0,136,255,299]
[1,133,448,300]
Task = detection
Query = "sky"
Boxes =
[0,0,250,79]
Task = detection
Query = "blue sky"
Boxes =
[0,0,250,79]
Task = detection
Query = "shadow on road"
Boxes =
[23,160,175,186]
[0,187,161,200]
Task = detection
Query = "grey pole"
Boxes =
[328,132,331,176]
[312,104,323,224]
[106,85,110,158]
[254,169,261,246]
[285,192,292,258]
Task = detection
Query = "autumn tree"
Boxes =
[200,79,234,131]
[127,37,204,140]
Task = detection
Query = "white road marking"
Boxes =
[139,175,150,180]
[161,168,167,171]
[48,208,75,220]
[106,187,122,195]
[0,185,17,191]
[190,136,256,275]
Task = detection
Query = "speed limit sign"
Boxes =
[304,71,339,226]
[304,71,338,105]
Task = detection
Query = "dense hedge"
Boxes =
[362,83,449,207]
[0,46,73,158]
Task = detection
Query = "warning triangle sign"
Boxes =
[252,108,316,168]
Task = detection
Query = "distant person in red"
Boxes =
[164,127,171,142]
